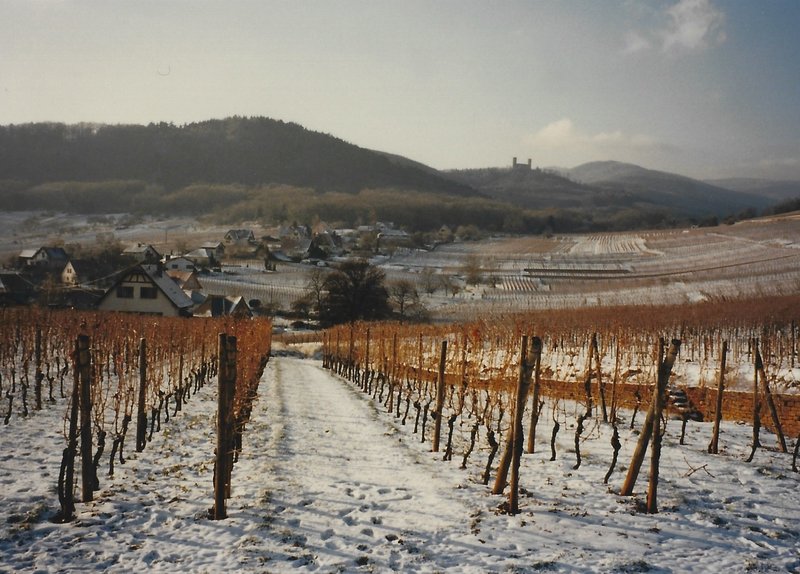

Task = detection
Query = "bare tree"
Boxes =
[462,254,483,286]
[440,275,462,297]
[306,267,327,316]
[389,279,419,322]
[419,267,438,295]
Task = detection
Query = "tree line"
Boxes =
[0,118,472,195]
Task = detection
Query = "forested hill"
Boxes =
[0,117,475,196]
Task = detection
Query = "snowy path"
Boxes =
[239,357,485,572]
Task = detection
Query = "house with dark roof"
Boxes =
[97,264,193,317]
[224,229,256,246]
[165,269,202,291]
[18,247,69,269]
[60,258,122,290]
[122,243,161,263]
[184,248,216,268]
[194,295,252,318]
[200,241,226,260]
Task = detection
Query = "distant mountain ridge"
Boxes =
[446,165,599,210]
[704,177,800,203]
[0,117,476,197]
[555,161,773,218]
[0,118,793,232]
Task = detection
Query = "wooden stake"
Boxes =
[594,334,608,423]
[508,336,540,514]
[432,340,447,452]
[34,327,43,411]
[213,333,230,520]
[755,343,787,453]
[135,338,147,452]
[646,339,668,513]
[746,338,762,463]
[620,338,680,497]
[526,335,543,454]
[708,340,727,454]
[77,334,93,503]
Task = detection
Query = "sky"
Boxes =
[1,0,799,180]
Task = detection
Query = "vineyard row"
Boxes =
[0,307,272,521]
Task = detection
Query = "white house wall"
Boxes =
[98,281,182,316]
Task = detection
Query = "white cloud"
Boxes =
[521,118,668,169]
[623,31,651,55]
[525,118,657,150]
[662,0,726,52]
[624,0,726,55]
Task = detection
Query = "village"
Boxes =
[0,217,437,321]
[3,209,800,326]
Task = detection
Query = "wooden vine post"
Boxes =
[77,334,94,503]
[34,327,43,411]
[213,333,236,520]
[363,327,370,391]
[755,341,787,453]
[708,340,727,454]
[525,334,543,454]
[583,335,595,417]
[224,335,237,499]
[135,338,148,452]
[57,336,83,522]
[620,338,680,497]
[646,339,669,513]
[593,334,608,423]
[746,338,763,463]
[494,336,539,498]
[508,336,541,514]
[432,340,447,452]
[348,325,354,379]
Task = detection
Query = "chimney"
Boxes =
[527,158,532,168]
[512,157,517,167]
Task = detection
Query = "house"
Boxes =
[18,247,69,269]
[165,269,202,291]
[61,260,93,286]
[122,243,161,263]
[224,229,256,246]
[184,248,216,268]
[97,264,193,317]
[162,256,196,272]
[60,259,120,290]
[194,295,252,318]
[200,241,225,261]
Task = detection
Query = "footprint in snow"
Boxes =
[321,528,335,540]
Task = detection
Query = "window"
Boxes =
[140,286,158,299]
[116,286,134,299]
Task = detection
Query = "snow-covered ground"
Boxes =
[2,355,799,573]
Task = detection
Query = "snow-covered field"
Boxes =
[3,356,799,573]
[3,210,800,320]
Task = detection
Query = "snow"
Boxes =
[2,356,800,573]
